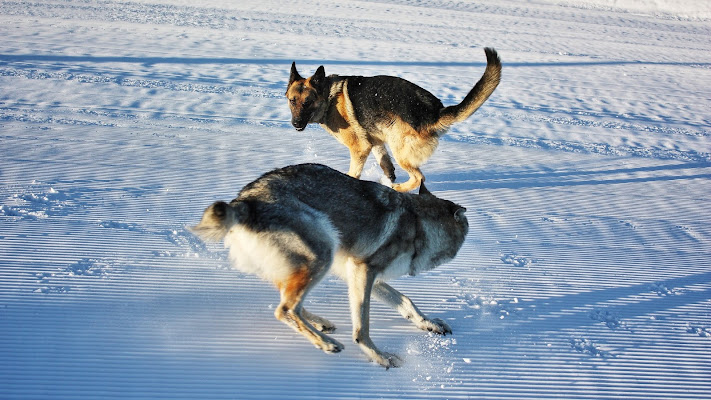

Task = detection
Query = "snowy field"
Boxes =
[1,0,710,398]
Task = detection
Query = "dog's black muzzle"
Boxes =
[292,119,308,131]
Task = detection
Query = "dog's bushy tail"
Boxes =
[436,47,501,131]
[190,201,248,242]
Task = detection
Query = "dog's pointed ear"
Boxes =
[289,62,303,86]
[311,65,326,89]
[418,181,431,196]
[454,207,467,222]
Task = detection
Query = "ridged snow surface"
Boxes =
[1,1,710,399]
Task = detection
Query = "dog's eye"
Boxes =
[303,99,311,107]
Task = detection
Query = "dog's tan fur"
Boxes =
[286,48,501,192]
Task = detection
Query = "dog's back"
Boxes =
[344,75,444,133]
[192,164,397,275]
[239,164,402,246]
[193,163,467,276]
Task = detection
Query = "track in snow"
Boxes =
[1,1,710,399]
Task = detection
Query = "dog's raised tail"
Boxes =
[190,201,247,242]
[436,47,501,131]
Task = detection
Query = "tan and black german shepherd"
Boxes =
[192,163,468,368]
[286,48,501,192]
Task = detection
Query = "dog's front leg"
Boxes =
[346,259,402,369]
[373,281,452,335]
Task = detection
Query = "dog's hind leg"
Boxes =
[388,127,438,192]
[372,143,396,182]
[302,308,336,333]
[373,282,452,335]
[275,265,344,354]
[388,140,425,192]
[346,259,403,368]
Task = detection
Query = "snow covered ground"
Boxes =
[1,0,710,398]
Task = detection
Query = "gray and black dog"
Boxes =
[192,163,468,368]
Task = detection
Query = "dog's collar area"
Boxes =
[310,103,329,126]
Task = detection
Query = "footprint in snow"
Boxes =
[589,309,630,331]
[570,338,614,358]
[33,286,71,294]
[456,292,522,320]
[98,220,221,260]
[98,220,142,231]
[672,225,702,242]
[31,258,113,294]
[500,252,535,268]
[65,258,111,277]
[649,282,679,296]
[619,219,637,229]
[155,228,223,260]
[686,325,711,339]
[1,182,74,220]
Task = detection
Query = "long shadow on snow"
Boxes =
[2,54,710,69]
[426,162,711,191]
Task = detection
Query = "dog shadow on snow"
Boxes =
[425,161,711,192]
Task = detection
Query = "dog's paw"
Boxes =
[373,352,403,369]
[381,172,396,185]
[318,337,344,354]
[418,317,452,335]
[379,174,394,187]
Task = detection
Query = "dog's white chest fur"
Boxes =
[330,249,414,283]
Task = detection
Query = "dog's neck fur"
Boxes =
[407,195,468,276]
[327,75,345,100]
[309,75,345,125]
